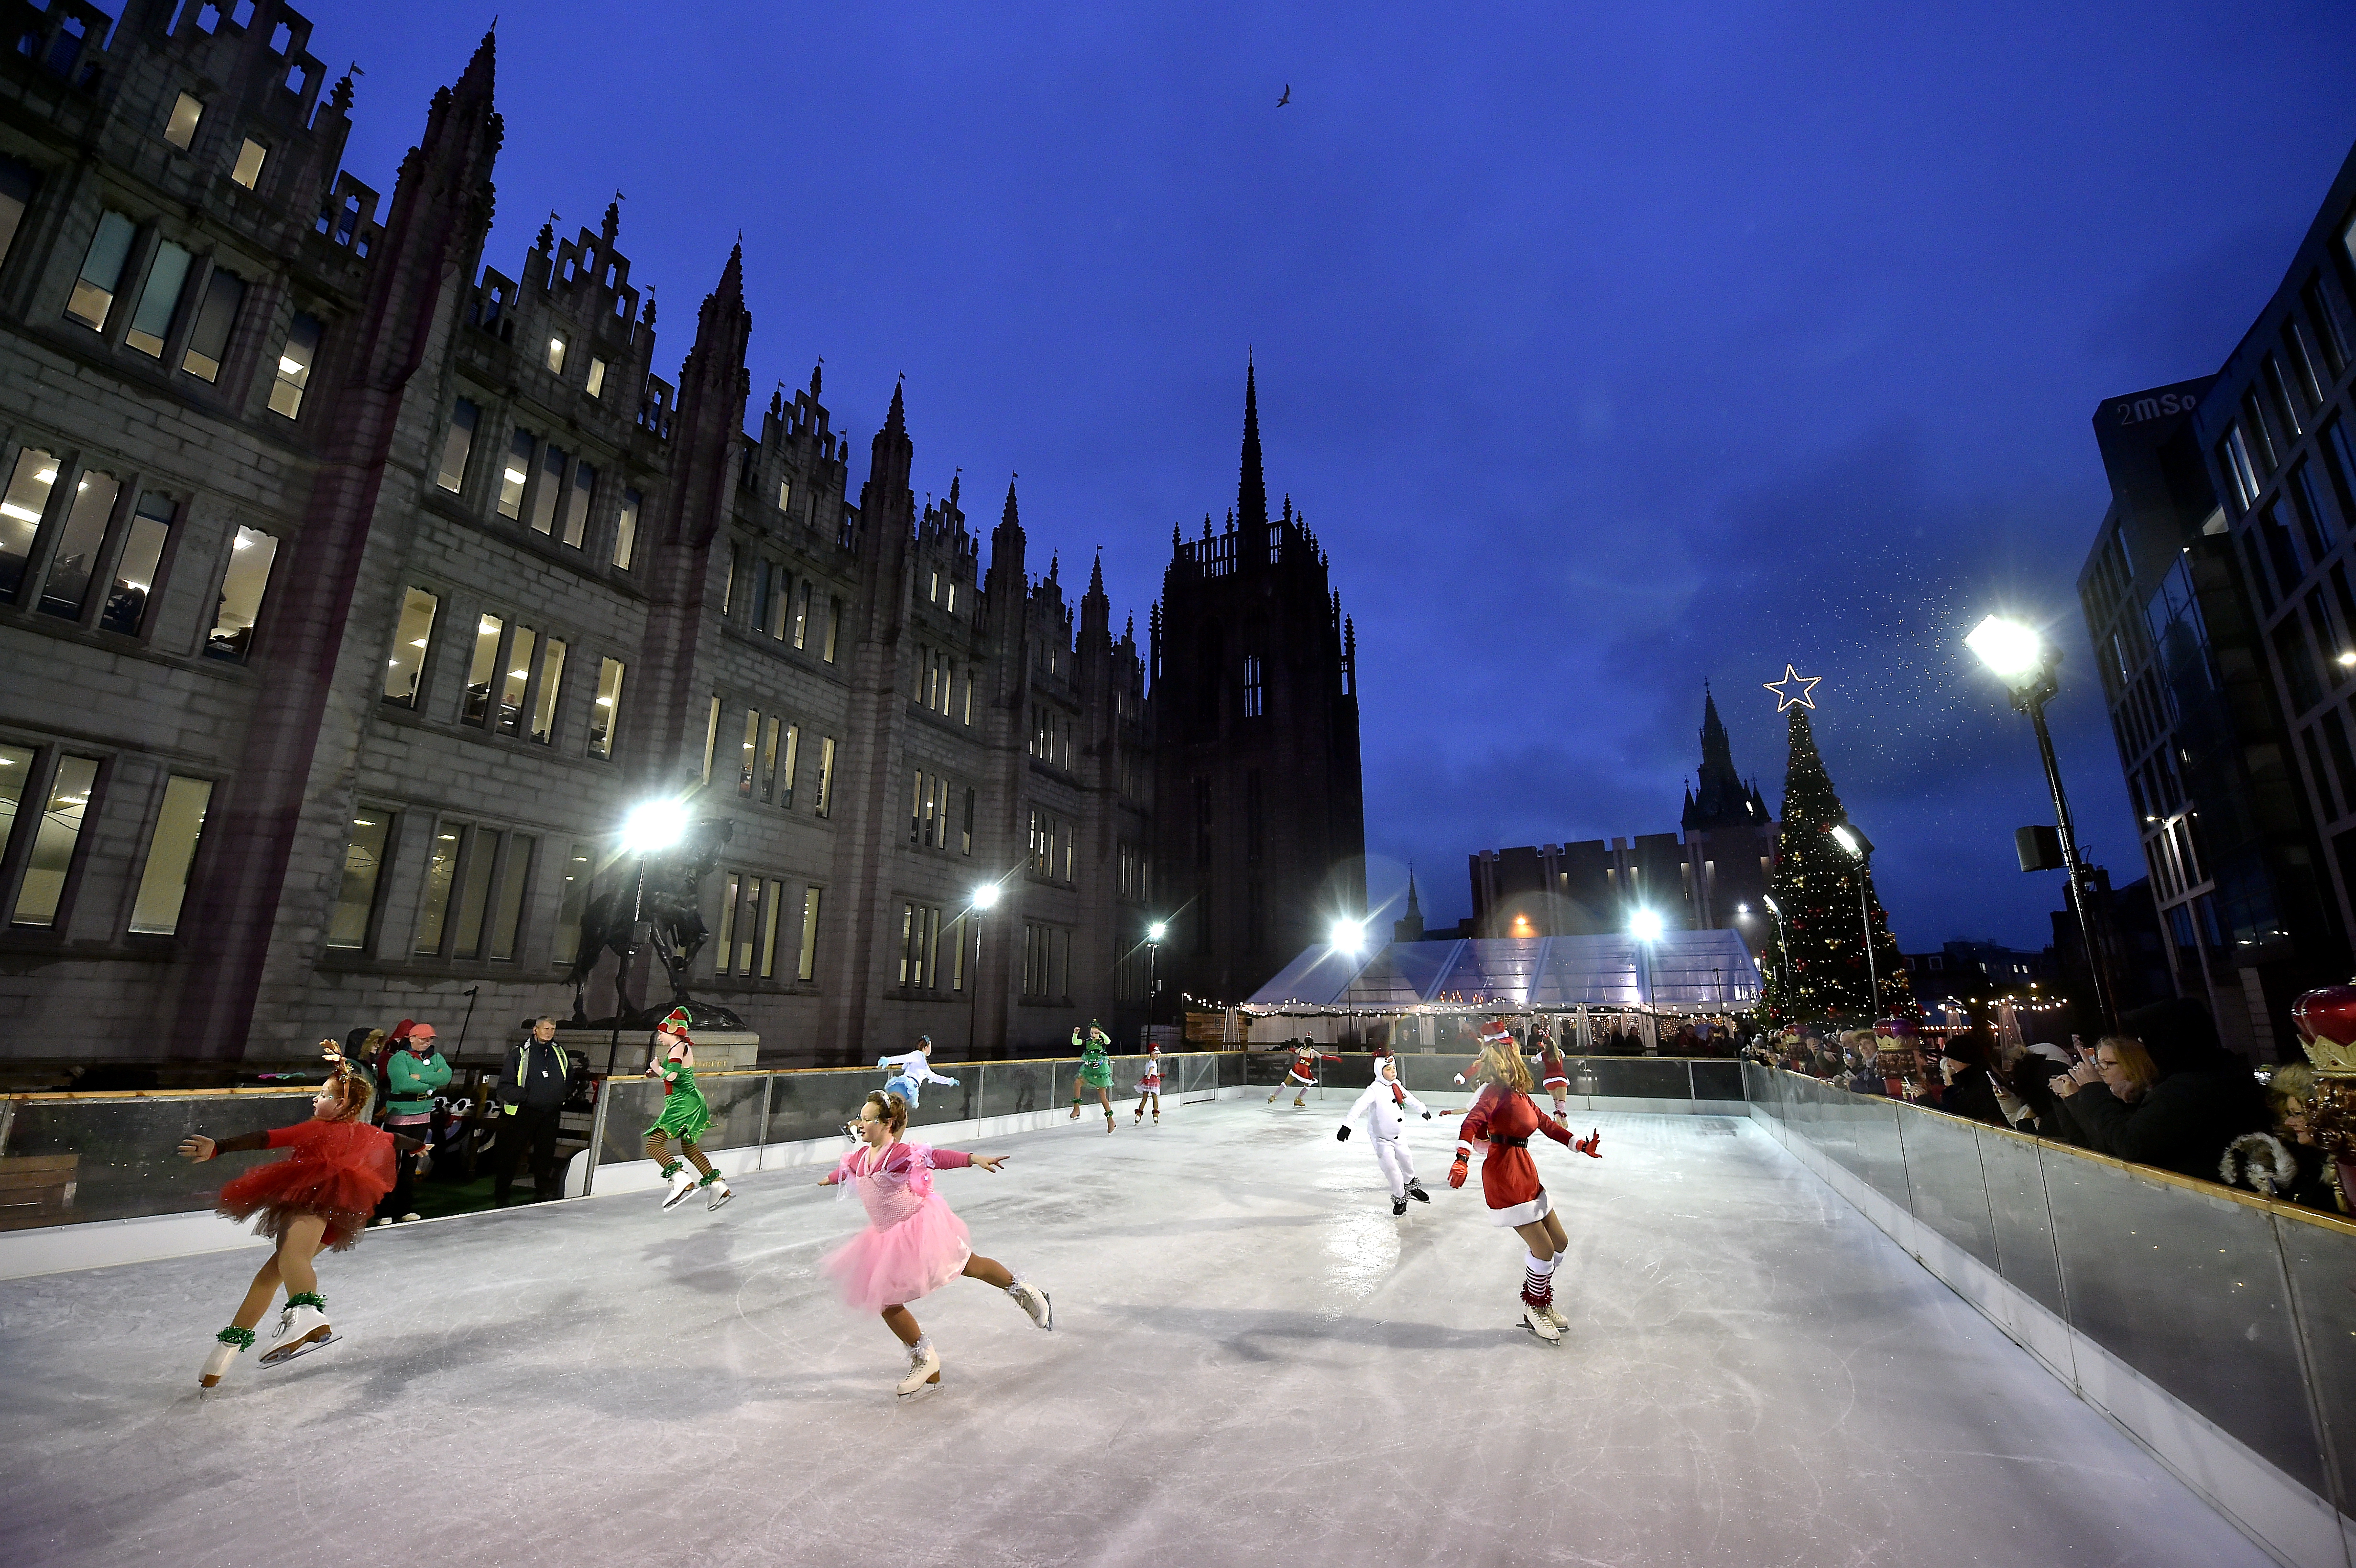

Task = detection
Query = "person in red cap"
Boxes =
[373,1019,447,1225]
[1448,1032,1601,1345]
[644,1008,731,1212]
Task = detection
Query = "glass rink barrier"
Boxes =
[0,1053,1252,1233]
[1744,1062,2356,1566]
[1256,1052,1755,1107]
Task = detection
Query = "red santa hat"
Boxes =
[1478,1018,1516,1049]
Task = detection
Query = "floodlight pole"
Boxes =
[2020,686,2116,1030]
[606,854,649,1078]
[1852,851,1878,1022]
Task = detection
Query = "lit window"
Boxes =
[102,492,175,637]
[36,468,119,621]
[180,266,246,382]
[585,356,607,399]
[589,657,625,759]
[778,723,800,808]
[497,430,532,518]
[461,613,504,726]
[436,400,478,493]
[164,92,204,151]
[204,526,276,662]
[530,637,566,744]
[125,241,192,358]
[327,812,390,949]
[564,462,593,549]
[65,211,137,330]
[777,477,790,512]
[414,822,462,954]
[797,885,823,980]
[11,755,100,927]
[498,627,534,736]
[268,313,320,417]
[128,775,213,935]
[545,335,567,374]
[528,443,567,535]
[0,447,60,602]
[382,587,437,708]
[816,736,836,817]
[612,488,640,569]
[229,138,267,190]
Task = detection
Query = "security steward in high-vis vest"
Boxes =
[495,1015,584,1205]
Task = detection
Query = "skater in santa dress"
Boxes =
[1454,1017,1521,1088]
[1337,1050,1435,1213]
[877,1034,960,1110]
[644,1008,732,1212]
[176,1040,420,1388]
[1530,1024,1572,1121]
[1268,1041,1341,1107]
[820,1089,1054,1395]
[1133,1040,1164,1124]
[1448,1036,1602,1344]
[1069,1021,1116,1132]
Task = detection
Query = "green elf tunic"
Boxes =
[645,1056,713,1143]
[1073,1027,1114,1089]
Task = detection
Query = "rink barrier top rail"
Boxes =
[0,1052,1752,1231]
[1746,1063,2356,1550]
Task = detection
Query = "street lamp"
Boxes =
[1828,823,1880,1021]
[1330,917,1366,952]
[965,882,1002,1058]
[1630,908,1662,1053]
[605,797,691,1073]
[1965,613,2116,1028]
[1144,920,1167,1048]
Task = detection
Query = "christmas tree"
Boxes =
[1758,704,1914,1027]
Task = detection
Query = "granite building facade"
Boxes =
[0,2,1360,1065]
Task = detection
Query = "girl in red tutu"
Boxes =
[819,1089,1053,1396]
[176,1041,420,1388]
[1448,1036,1601,1345]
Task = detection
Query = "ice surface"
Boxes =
[0,1103,2274,1568]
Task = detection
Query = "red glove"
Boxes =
[1574,1128,1602,1158]
[1447,1153,1469,1189]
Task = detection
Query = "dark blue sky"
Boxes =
[329,0,2356,950]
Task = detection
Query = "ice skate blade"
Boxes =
[706,1187,734,1212]
[1517,1318,1560,1346]
[659,1185,697,1211]
[261,1328,338,1367]
[896,1373,943,1399]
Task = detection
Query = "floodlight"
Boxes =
[1146,921,1167,942]
[1630,909,1663,942]
[1965,614,2046,686]
[971,883,1002,911]
[619,798,689,855]
[1331,918,1366,951]
[1831,825,1859,857]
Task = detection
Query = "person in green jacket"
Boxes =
[645,1008,732,1213]
[1069,1021,1115,1133]
[374,1019,448,1224]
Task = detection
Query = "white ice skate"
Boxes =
[197,1328,252,1388]
[1006,1280,1054,1331]
[1519,1303,1561,1344]
[896,1343,942,1396]
[260,1304,336,1366]
[659,1165,699,1211]
[1539,1300,1571,1332]
[705,1178,734,1212]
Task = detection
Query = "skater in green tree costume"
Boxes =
[1069,1021,1115,1132]
[644,1008,733,1212]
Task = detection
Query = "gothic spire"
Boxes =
[885,378,905,437]
[1238,359,1268,533]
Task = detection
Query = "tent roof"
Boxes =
[1243,931,1763,1014]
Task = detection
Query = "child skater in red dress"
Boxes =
[1448,1036,1602,1344]
[177,1041,420,1387]
[1267,1041,1341,1107]
[1531,1024,1572,1121]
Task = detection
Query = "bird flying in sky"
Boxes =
[1277,84,1291,106]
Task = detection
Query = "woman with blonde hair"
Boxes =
[820,1089,1053,1396]
[1448,1038,1601,1344]
[177,1040,423,1388]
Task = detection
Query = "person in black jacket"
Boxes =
[493,1016,584,1205]
[2052,999,2269,1183]
[1933,1031,2007,1127]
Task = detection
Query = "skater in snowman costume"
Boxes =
[1336,1050,1435,1213]
[176,1040,420,1388]
[877,1034,960,1110]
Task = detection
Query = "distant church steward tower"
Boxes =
[1678,684,1776,931]
[1152,364,1367,1002]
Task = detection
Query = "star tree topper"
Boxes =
[1764,664,1821,711]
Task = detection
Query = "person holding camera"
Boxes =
[494,1016,584,1206]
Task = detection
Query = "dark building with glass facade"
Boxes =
[2076,135,2356,1059]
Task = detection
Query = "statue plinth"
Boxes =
[556,1028,762,1076]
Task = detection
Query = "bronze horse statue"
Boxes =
[564,817,736,1025]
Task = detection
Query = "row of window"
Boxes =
[1021,920,1072,1001]
[436,400,643,571]
[898,900,975,992]
[916,643,969,722]
[723,545,845,663]
[1028,703,1074,769]
[2217,275,2352,513]
[911,769,974,853]
[0,442,276,660]
[714,873,822,983]
[1027,807,1073,882]
[379,584,631,759]
[1116,840,1152,903]
[0,745,210,937]
[700,697,837,817]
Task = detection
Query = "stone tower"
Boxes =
[1152,363,1366,1002]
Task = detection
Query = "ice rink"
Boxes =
[0,1099,2272,1568]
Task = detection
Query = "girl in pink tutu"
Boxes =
[819,1089,1053,1396]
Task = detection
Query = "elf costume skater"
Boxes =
[1337,1050,1434,1213]
[1448,1036,1602,1344]
[878,1034,960,1110]
[821,1089,1054,1396]
[644,1008,732,1212]
[177,1040,421,1388]
[1133,1040,1164,1124]
[1269,1042,1342,1107]
[1069,1021,1116,1131]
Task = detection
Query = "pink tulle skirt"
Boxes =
[822,1191,973,1312]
